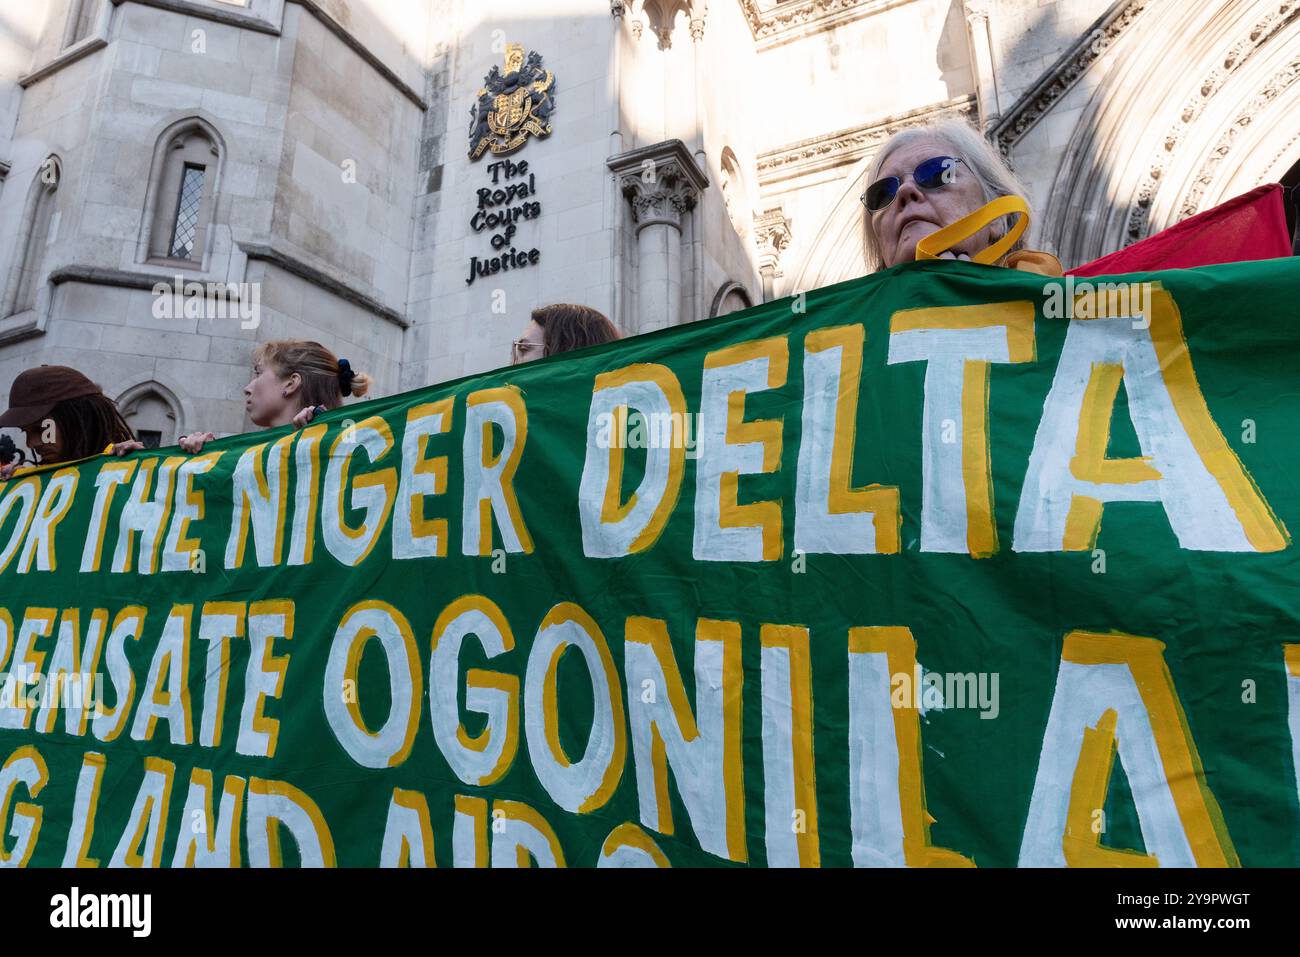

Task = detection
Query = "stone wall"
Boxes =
[406,0,619,384]
[0,0,427,447]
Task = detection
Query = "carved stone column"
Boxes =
[962,0,1002,132]
[689,9,708,323]
[608,140,710,333]
[754,206,792,302]
[610,2,628,329]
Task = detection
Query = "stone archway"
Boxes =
[1041,0,1300,266]
[116,380,185,449]
[786,154,875,295]
[709,280,753,317]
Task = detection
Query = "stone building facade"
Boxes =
[0,0,1296,450]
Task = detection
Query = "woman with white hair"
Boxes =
[861,118,1062,276]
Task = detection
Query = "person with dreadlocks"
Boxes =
[510,303,621,365]
[0,366,143,479]
[178,339,373,453]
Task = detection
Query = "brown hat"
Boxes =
[0,365,103,429]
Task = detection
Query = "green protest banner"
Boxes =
[2,257,1298,867]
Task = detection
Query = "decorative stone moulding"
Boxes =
[992,0,1151,157]
[757,96,977,187]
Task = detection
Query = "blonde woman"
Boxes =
[180,340,372,453]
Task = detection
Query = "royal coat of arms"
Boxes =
[468,43,557,160]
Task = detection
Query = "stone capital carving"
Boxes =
[754,206,793,276]
[611,0,627,17]
[619,162,700,228]
[636,0,704,49]
[608,139,710,232]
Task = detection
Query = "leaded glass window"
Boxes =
[169,164,205,259]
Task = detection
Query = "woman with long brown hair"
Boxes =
[511,303,621,365]
[179,339,373,452]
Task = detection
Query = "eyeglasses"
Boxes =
[861,156,965,213]
[511,338,544,363]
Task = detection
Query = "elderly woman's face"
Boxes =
[871,138,997,268]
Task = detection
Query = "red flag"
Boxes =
[1068,183,1293,276]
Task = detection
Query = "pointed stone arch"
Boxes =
[136,114,228,271]
[115,377,193,449]
[719,145,752,239]
[709,280,753,317]
[1,154,62,327]
[786,152,876,294]
[1040,0,1300,266]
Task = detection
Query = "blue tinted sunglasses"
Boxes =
[861,156,965,212]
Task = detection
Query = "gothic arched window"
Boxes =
[140,119,224,268]
[710,281,754,318]
[720,147,752,240]
[118,383,182,449]
[2,155,61,319]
